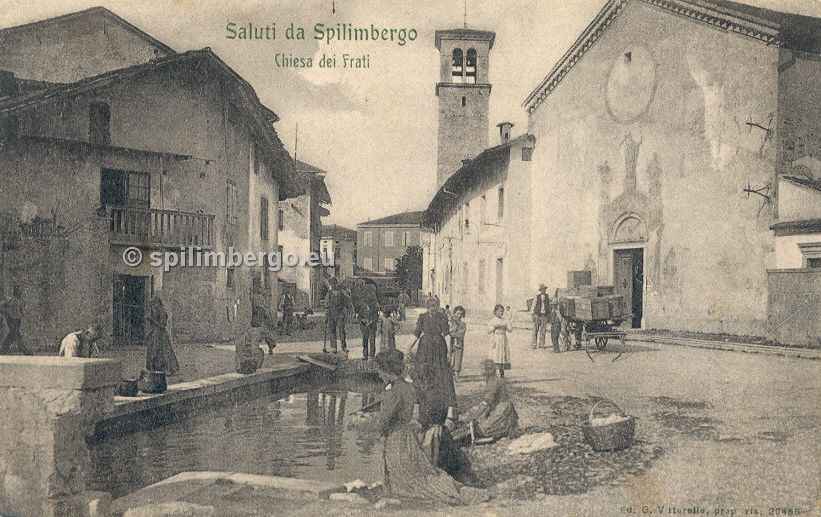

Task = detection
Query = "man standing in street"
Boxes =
[279,286,295,336]
[325,277,350,354]
[358,302,378,360]
[398,290,411,321]
[531,284,550,350]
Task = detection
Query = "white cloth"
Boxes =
[507,432,557,455]
[488,316,512,366]
[59,332,82,357]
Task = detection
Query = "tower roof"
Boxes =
[434,29,495,50]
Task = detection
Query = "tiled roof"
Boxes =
[321,224,357,240]
[782,175,821,193]
[0,48,300,199]
[0,6,176,55]
[358,211,425,227]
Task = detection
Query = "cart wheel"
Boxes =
[595,337,608,350]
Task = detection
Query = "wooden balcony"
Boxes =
[110,207,215,249]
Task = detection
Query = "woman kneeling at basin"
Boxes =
[454,359,518,444]
[355,349,481,505]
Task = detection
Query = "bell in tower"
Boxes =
[434,28,495,188]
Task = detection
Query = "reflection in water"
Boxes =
[89,384,383,499]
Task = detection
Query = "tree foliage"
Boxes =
[395,245,423,291]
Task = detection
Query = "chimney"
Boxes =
[0,71,18,98]
[497,121,514,144]
[461,158,472,167]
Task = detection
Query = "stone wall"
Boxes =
[0,356,120,517]
[0,215,111,352]
[766,269,821,347]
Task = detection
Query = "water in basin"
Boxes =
[89,381,385,499]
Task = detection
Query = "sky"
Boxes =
[3,0,821,227]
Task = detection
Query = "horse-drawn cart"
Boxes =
[556,288,629,361]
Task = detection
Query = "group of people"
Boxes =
[349,295,519,505]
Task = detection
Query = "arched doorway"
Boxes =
[610,214,646,328]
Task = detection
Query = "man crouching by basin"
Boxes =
[236,328,273,374]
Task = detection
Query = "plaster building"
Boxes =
[0,8,299,348]
[277,160,331,309]
[320,224,357,281]
[425,0,821,344]
[357,211,424,275]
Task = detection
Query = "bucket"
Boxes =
[138,369,167,394]
[116,378,139,397]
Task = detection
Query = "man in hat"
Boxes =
[325,277,350,353]
[531,284,550,350]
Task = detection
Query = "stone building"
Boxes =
[426,0,821,342]
[357,211,424,275]
[277,160,331,309]
[0,8,299,349]
[320,224,357,281]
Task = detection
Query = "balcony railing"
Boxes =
[110,207,215,249]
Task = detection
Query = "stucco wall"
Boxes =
[773,232,821,269]
[426,139,534,317]
[0,10,172,83]
[526,2,779,335]
[767,269,821,347]
[777,179,821,222]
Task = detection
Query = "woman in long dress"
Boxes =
[144,295,179,375]
[488,304,512,377]
[448,306,467,379]
[364,350,465,505]
[411,297,456,428]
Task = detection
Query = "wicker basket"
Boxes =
[581,400,636,451]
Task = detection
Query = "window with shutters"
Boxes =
[384,257,393,272]
[226,181,238,225]
[497,186,505,221]
[384,231,394,247]
[260,196,269,241]
[363,257,373,271]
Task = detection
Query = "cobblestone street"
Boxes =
[105,323,820,516]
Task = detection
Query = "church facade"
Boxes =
[425,0,821,340]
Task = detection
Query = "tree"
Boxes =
[395,245,423,291]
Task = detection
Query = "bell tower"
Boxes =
[434,28,495,188]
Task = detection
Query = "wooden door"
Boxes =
[113,274,146,346]
[614,250,633,322]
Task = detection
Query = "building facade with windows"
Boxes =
[277,160,331,309]
[424,127,535,315]
[0,8,299,348]
[357,211,424,276]
[320,224,357,281]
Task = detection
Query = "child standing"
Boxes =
[488,304,512,377]
[449,306,467,379]
[386,310,400,351]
